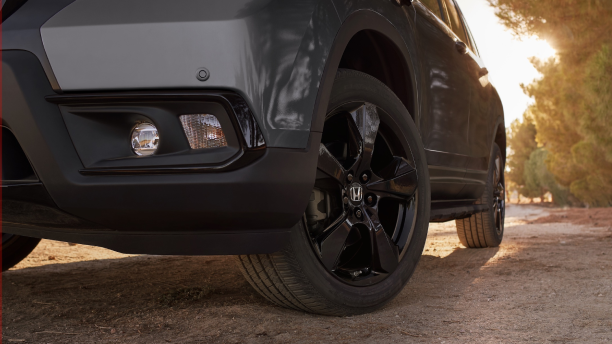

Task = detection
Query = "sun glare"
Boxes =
[456,0,558,125]
[520,36,557,61]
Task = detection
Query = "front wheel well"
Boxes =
[337,30,415,122]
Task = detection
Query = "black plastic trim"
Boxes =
[429,202,489,222]
[2,175,290,256]
[46,91,267,175]
[2,0,77,92]
[310,10,420,134]
[3,172,291,256]
[2,0,28,22]
[3,225,290,255]
[2,183,107,230]
[2,126,38,182]
[78,149,265,175]
[46,92,265,148]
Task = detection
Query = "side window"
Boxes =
[418,0,444,22]
[458,7,480,56]
[443,0,468,44]
[464,20,480,56]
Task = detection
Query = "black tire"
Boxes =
[2,234,41,271]
[455,143,505,248]
[236,69,430,315]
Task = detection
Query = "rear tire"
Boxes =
[2,234,40,271]
[455,143,505,248]
[236,69,430,315]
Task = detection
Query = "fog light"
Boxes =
[180,114,227,149]
[131,123,159,156]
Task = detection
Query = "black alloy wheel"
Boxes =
[236,69,430,315]
[307,103,418,286]
[492,153,505,236]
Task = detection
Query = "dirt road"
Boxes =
[2,205,611,343]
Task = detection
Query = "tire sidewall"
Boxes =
[288,70,431,312]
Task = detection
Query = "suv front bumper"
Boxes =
[2,50,319,255]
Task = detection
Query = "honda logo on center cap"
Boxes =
[350,184,363,202]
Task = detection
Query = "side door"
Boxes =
[447,0,493,198]
[413,0,472,200]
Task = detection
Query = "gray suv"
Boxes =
[2,0,506,315]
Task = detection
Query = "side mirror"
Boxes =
[455,41,468,54]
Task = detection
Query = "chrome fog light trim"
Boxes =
[131,123,159,156]
[180,114,227,149]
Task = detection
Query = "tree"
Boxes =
[506,112,537,200]
[488,0,612,64]
[489,0,612,206]
[524,148,572,206]
[582,45,612,161]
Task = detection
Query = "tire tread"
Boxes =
[235,246,348,315]
[455,144,503,248]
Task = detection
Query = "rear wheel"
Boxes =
[2,234,40,271]
[236,69,430,315]
[455,143,505,248]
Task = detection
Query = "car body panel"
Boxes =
[1,0,77,91]
[41,0,341,148]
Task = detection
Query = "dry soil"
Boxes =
[2,204,611,343]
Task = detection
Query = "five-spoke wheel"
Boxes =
[308,103,419,285]
[493,153,505,236]
[236,69,430,315]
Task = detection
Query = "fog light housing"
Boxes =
[180,114,227,149]
[131,123,159,156]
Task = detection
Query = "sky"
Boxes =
[455,0,556,127]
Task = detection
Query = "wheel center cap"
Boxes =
[349,183,363,202]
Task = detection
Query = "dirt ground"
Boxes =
[2,205,611,343]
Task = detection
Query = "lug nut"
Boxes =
[361,173,368,182]
[367,195,373,204]
[343,196,349,204]
[355,209,362,218]
[347,174,353,182]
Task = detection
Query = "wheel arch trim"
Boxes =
[310,9,420,135]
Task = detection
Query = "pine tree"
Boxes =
[489,0,612,206]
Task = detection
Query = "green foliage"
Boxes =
[506,112,538,199]
[506,112,536,186]
[522,148,544,199]
[524,148,571,206]
[568,141,612,206]
[582,45,612,161]
[487,0,612,63]
[489,0,612,206]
